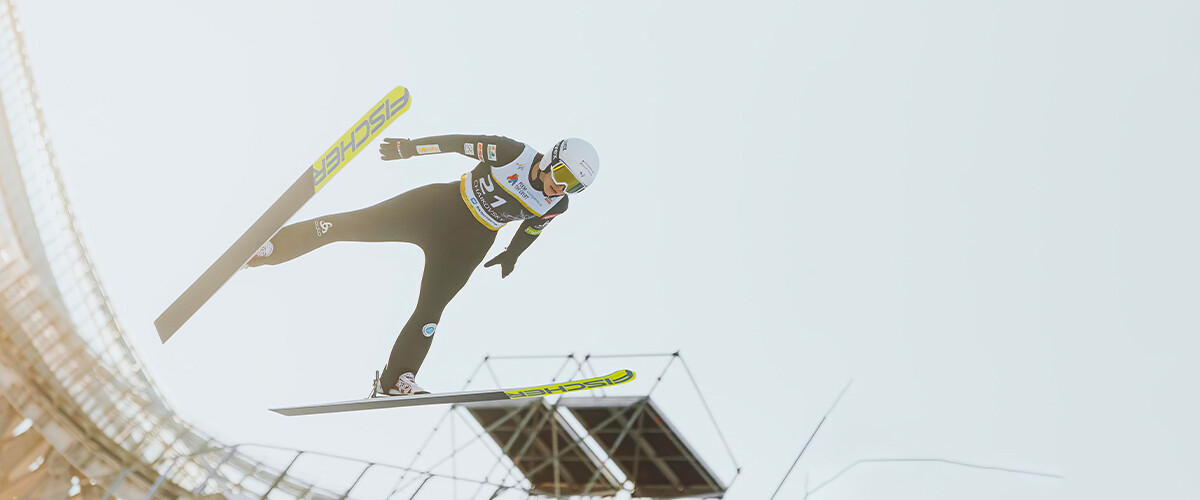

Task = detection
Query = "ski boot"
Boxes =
[371,370,430,397]
[241,241,274,269]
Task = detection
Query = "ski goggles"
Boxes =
[548,160,587,194]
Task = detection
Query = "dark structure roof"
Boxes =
[464,396,726,499]
[463,399,621,497]
[560,397,726,499]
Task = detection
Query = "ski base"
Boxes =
[270,369,636,416]
[154,86,412,343]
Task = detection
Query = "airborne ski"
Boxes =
[270,369,636,416]
[154,86,412,343]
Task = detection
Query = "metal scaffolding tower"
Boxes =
[407,354,742,499]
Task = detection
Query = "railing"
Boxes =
[0,0,338,496]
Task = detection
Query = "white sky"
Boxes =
[13,0,1200,498]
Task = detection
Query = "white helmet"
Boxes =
[544,138,599,194]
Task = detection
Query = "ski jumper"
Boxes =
[248,135,568,389]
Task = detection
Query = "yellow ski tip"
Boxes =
[504,370,636,399]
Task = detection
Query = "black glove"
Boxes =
[484,251,518,278]
[380,138,417,160]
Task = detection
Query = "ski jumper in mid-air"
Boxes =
[245,135,600,396]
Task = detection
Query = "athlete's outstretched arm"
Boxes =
[484,199,568,278]
[380,134,523,166]
[484,225,537,279]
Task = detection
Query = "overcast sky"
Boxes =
[12,0,1200,498]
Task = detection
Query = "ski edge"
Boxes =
[269,369,637,417]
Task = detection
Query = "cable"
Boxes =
[678,355,741,472]
[770,380,854,500]
[805,457,1063,497]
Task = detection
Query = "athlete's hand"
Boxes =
[484,252,517,278]
[380,138,417,160]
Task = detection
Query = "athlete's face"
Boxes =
[538,166,567,197]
